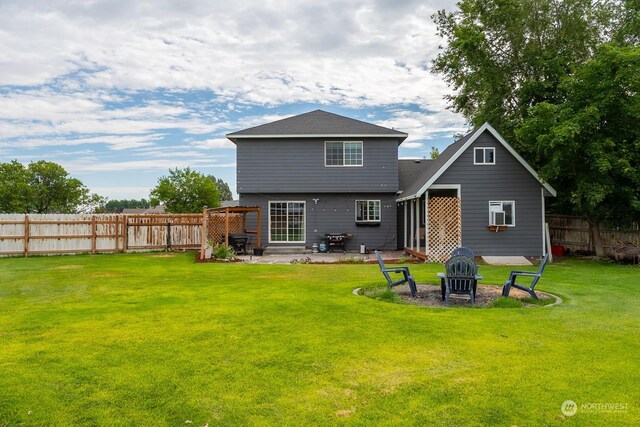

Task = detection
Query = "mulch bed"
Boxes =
[391,283,556,307]
[194,254,243,263]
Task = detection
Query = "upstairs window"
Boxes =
[325,141,363,166]
[356,200,381,223]
[474,147,495,165]
[489,201,515,226]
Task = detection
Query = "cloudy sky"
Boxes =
[0,0,466,200]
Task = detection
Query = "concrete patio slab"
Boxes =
[236,250,407,264]
[482,256,532,266]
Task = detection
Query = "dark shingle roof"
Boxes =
[398,159,435,194]
[226,110,408,141]
[398,128,478,199]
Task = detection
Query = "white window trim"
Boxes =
[474,147,496,165]
[268,201,306,243]
[324,141,363,167]
[355,200,381,223]
[488,200,515,226]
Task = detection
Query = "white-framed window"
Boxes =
[356,200,381,223]
[474,147,495,165]
[269,201,306,243]
[325,141,363,166]
[489,201,515,226]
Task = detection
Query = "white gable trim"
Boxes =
[397,123,556,201]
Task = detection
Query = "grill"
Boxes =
[228,233,248,254]
[324,233,352,252]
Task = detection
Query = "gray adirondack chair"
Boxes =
[440,247,478,300]
[375,250,417,297]
[444,255,478,305]
[502,253,550,300]
[451,246,475,259]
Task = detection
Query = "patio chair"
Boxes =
[375,250,417,297]
[451,246,475,259]
[502,253,549,300]
[443,255,479,305]
[440,248,478,301]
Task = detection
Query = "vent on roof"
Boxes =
[414,159,421,163]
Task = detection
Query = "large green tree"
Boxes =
[0,160,33,213]
[0,160,102,214]
[150,168,220,213]
[207,175,233,201]
[432,0,615,150]
[519,44,640,255]
[28,161,92,214]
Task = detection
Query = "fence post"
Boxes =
[91,215,97,254]
[200,208,207,260]
[115,215,119,253]
[24,214,30,257]
[224,207,229,246]
[123,215,128,253]
[166,221,171,251]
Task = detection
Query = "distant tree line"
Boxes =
[0,161,234,215]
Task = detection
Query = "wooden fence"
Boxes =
[547,214,640,254]
[0,214,203,257]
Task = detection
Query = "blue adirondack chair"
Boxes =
[451,246,475,259]
[375,250,417,297]
[443,255,479,305]
[502,253,550,300]
[440,247,478,300]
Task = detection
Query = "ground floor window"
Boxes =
[489,201,515,226]
[356,200,381,223]
[269,201,305,242]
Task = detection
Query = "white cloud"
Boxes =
[0,1,460,111]
[64,158,235,173]
[0,0,465,191]
[197,138,235,149]
[400,141,425,149]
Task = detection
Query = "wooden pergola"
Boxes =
[200,206,262,257]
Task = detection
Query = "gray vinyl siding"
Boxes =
[236,138,399,193]
[434,130,544,256]
[239,193,398,250]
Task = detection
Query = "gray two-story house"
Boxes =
[227,110,407,251]
[227,110,556,259]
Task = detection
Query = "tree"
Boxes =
[430,146,440,159]
[27,161,94,213]
[0,160,102,214]
[519,44,640,255]
[207,175,233,201]
[104,198,151,213]
[432,0,615,151]
[0,161,32,213]
[150,168,220,213]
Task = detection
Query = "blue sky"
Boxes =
[0,0,466,200]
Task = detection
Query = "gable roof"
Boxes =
[397,123,556,201]
[226,109,408,142]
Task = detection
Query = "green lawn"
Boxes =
[0,253,638,426]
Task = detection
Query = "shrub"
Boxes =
[212,243,236,260]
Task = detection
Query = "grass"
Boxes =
[0,253,638,426]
